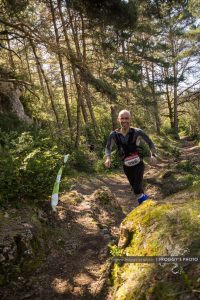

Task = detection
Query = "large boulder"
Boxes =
[0,80,31,123]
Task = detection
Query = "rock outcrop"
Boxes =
[0,80,32,123]
[0,208,47,286]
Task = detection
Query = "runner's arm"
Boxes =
[105,132,116,167]
[105,132,116,157]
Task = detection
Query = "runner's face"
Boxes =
[118,113,131,129]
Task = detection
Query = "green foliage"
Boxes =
[176,159,194,172]
[94,111,113,153]
[0,66,15,79]
[179,110,200,141]
[1,0,29,15]
[192,175,200,187]
[0,113,29,133]
[188,0,200,17]
[176,159,200,188]
[68,0,138,30]
[96,149,121,173]
[91,77,117,100]
[180,270,193,290]
[108,60,141,83]
[109,244,124,257]
[0,128,62,206]
[69,146,97,173]
[171,146,181,159]
[161,122,180,140]
[110,149,121,168]
[154,132,180,158]
[137,140,151,157]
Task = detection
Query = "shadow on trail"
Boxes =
[34,202,115,300]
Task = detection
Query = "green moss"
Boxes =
[110,263,120,286]
[60,190,84,205]
[148,281,187,300]
[180,270,193,290]
[93,187,116,207]
[110,189,200,300]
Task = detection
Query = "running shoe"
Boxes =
[138,194,149,205]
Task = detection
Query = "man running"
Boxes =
[104,109,157,205]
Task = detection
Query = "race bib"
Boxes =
[124,153,140,167]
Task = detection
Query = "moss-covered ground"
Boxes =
[110,186,200,300]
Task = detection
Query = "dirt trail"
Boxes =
[1,139,200,300]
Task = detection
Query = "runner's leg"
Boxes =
[132,161,145,195]
[123,161,145,195]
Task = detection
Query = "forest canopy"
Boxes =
[0,0,199,141]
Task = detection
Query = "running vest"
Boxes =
[114,128,138,159]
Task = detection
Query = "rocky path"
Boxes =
[1,138,199,300]
[32,175,130,300]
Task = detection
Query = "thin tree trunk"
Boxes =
[170,30,179,137]
[164,68,174,128]
[30,39,60,128]
[80,13,98,132]
[49,0,73,139]
[75,94,81,148]
[23,41,33,84]
[145,61,161,133]
[122,39,130,105]
[111,105,118,130]
[67,6,89,124]
[58,0,89,134]
[33,44,48,102]
[172,62,178,135]
[6,33,15,71]
[17,42,27,76]
[151,62,161,134]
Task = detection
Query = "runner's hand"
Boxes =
[105,157,111,168]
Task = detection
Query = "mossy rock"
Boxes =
[60,190,84,205]
[110,188,200,300]
[93,186,119,208]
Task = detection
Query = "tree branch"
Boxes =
[0,79,32,86]
[177,79,200,99]
[0,43,21,58]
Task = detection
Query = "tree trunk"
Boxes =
[122,39,130,105]
[6,33,15,71]
[58,0,89,125]
[30,39,61,128]
[67,5,89,124]
[49,0,73,140]
[170,30,179,137]
[164,68,174,128]
[173,63,179,136]
[80,13,98,133]
[145,61,161,134]
[75,91,81,148]
[151,62,161,134]
[111,105,118,130]
[23,40,33,84]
